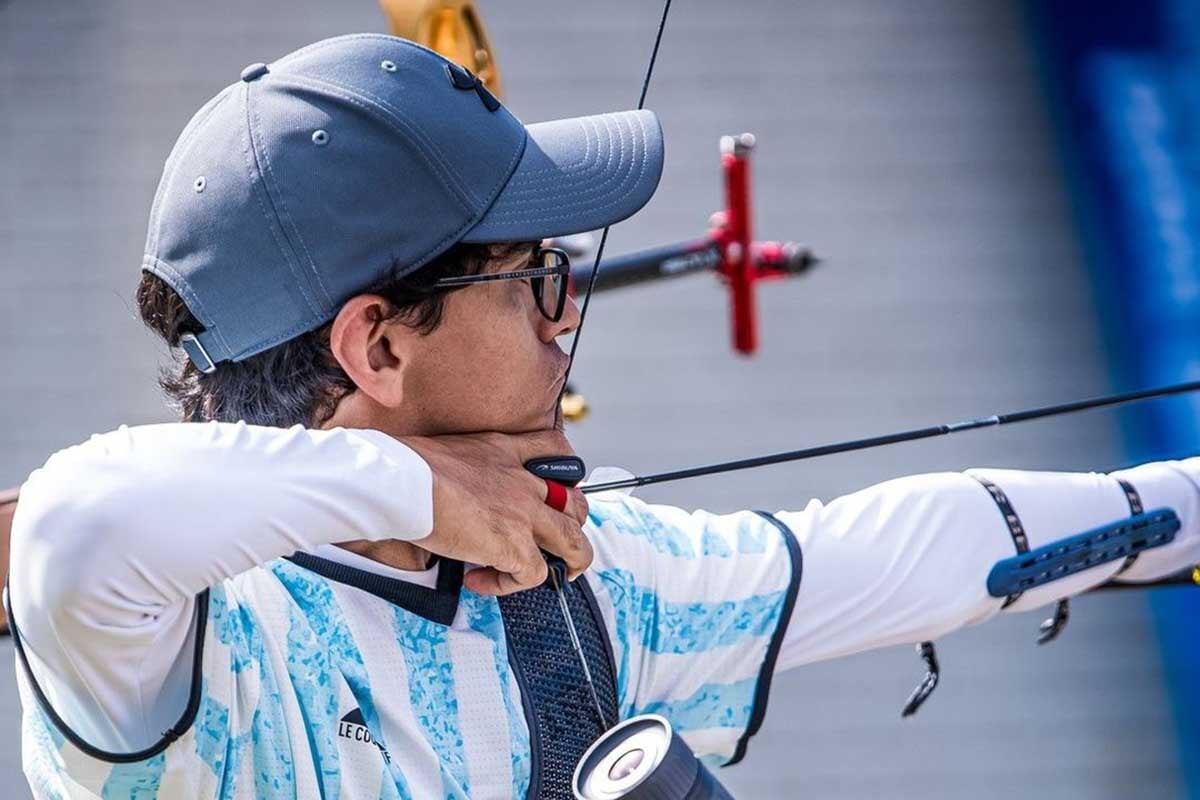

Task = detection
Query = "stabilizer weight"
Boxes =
[986,508,1179,598]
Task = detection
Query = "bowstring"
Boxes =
[558,0,673,402]
[545,0,674,737]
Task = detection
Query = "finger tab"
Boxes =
[524,456,586,487]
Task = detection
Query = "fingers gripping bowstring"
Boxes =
[558,0,673,398]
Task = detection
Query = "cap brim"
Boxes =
[462,109,663,243]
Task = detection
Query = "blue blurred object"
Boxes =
[1033,0,1200,784]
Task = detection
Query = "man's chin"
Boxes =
[523,402,565,435]
[486,405,562,436]
[476,391,563,435]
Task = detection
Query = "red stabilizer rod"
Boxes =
[716,133,757,354]
[565,132,819,349]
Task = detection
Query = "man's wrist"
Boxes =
[339,428,435,541]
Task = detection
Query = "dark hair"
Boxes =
[136,241,536,428]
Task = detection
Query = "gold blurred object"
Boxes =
[560,389,590,422]
[1193,564,1200,585]
[379,0,503,99]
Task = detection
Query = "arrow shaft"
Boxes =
[581,379,1200,494]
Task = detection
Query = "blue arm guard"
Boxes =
[986,508,1180,598]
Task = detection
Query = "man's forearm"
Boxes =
[10,421,433,631]
[7,421,592,752]
[775,460,1200,670]
[7,421,433,751]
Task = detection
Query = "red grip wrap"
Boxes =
[543,479,569,512]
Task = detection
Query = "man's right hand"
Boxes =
[401,430,591,595]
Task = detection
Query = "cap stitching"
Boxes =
[241,82,324,320]
[451,114,529,244]
[278,72,482,213]
[224,314,342,362]
[247,87,334,309]
[142,255,235,358]
[490,115,618,194]
[513,113,646,203]
[262,33,528,231]
[476,115,652,227]
[507,111,651,184]
[484,114,631,219]
[283,72,479,210]
[488,114,621,201]
[219,154,508,363]
[269,33,412,67]
[146,85,236,260]
[482,115,619,217]
[501,117,595,177]
[492,125,599,187]
[270,33,459,77]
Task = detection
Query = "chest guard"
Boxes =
[499,572,619,800]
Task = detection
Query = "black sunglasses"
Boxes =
[433,246,572,322]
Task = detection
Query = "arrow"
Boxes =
[581,379,1200,493]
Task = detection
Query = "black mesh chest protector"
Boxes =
[498,574,620,800]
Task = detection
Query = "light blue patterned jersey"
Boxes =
[16,494,799,799]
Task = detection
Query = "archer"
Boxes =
[8,34,1199,800]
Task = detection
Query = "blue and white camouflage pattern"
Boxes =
[18,494,796,798]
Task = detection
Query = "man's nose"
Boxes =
[544,294,581,341]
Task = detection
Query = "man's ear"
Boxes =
[329,294,412,408]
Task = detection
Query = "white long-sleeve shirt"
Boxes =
[8,422,1200,799]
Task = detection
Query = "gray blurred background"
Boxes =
[0,1,1186,797]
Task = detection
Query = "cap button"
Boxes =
[240,62,269,82]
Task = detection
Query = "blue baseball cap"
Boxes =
[141,34,664,372]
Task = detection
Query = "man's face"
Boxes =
[395,245,580,436]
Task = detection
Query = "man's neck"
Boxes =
[321,393,437,572]
[336,539,436,572]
